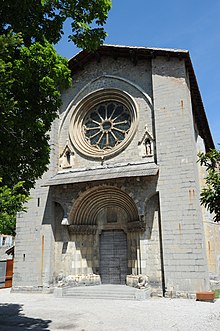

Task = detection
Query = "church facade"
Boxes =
[13,45,220,297]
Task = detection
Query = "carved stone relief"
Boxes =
[59,142,75,169]
[138,125,154,158]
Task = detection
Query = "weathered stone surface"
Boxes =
[13,45,219,297]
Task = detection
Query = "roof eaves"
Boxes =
[68,44,189,73]
[185,55,214,150]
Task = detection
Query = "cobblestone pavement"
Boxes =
[0,288,220,331]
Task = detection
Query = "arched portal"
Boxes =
[69,185,140,228]
[67,186,145,284]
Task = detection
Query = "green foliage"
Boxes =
[0,179,29,236]
[0,32,72,192]
[0,0,112,49]
[214,289,220,298]
[198,146,220,222]
[0,1,111,234]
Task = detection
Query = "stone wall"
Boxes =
[13,118,60,290]
[13,50,214,296]
[152,56,209,293]
[58,57,154,171]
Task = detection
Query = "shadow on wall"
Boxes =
[0,303,51,330]
[144,192,159,239]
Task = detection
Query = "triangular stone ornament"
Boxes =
[138,125,154,157]
[59,142,75,169]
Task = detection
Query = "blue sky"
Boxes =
[55,0,220,146]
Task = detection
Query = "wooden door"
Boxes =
[100,230,128,284]
[5,259,13,288]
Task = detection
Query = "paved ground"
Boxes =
[0,288,220,331]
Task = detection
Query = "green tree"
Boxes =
[0,32,72,192]
[198,146,220,222]
[0,0,111,49]
[0,0,111,234]
[0,179,29,236]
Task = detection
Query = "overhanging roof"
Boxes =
[5,246,14,256]
[68,44,214,150]
[46,161,159,186]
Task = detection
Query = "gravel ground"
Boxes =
[0,288,220,331]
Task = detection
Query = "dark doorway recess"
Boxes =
[100,230,128,284]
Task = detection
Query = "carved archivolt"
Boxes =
[69,89,139,160]
[68,186,145,234]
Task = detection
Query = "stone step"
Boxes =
[54,285,150,301]
[63,293,135,300]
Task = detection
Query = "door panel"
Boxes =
[100,230,128,284]
[5,259,13,288]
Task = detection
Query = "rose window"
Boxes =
[69,89,138,159]
[83,101,131,150]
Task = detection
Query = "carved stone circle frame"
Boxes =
[69,89,139,160]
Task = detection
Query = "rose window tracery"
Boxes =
[69,89,138,160]
[83,102,131,151]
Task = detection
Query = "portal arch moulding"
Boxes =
[67,185,146,234]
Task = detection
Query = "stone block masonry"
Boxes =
[152,56,209,293]
[12,45,216,297]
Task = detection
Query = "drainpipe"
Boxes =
[158,193,166,296]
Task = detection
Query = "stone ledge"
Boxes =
[165,290,196,299]
[45,162,159,186]
[11,286,43,293]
